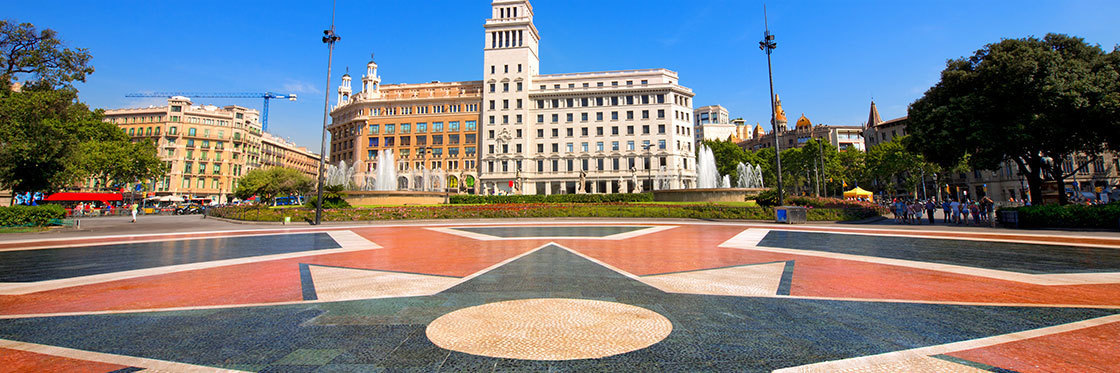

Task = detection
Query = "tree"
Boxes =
[701,139,759,183]
[234,167,315,205]
[907,34,1120,204]
[1,20,93,91]
[78,139,166,191]
[0,21,164,199]
[866,136,939,198]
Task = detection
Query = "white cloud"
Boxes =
[282,80,321,94]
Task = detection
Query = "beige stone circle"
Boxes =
[425,298,673,361]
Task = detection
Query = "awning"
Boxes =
[843,187,874,202]
[43,192,123,202]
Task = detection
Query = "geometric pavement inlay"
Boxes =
[0,233,340,282]
[758,230,1120,274]
[0,240,1116,371]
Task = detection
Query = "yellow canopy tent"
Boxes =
[843,187,873,202]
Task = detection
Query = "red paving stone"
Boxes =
[2,224,1119,316]
[948,321,1120,373]
[0,227,546,315]
[556,225,759,275]
[0,347,130,373]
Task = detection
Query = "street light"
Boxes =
[314,0,341,225]
[642,143,654,191]
[760,6,783,206]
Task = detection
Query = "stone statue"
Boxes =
[577,171,587,194]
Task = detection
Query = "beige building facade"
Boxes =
[329,60,483,192]
[694,105,736,143]
[479,0,698,194]
[105,97,263,202]
[261,132,322,180]
[738,96,865,152]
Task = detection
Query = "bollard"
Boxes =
[75,219,80,229]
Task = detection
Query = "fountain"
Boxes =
[374,149,398,191]
[696,144,721,189]
[339,149,450,205]
[651,144,767,202]
[735,162,765,189]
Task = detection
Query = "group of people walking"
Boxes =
[891,196,996,226]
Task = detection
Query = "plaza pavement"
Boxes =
[1,215,1118,371]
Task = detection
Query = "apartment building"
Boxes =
[479,0,697,194]
[329,59,483,192]
[261,132,322,180]
[105,97,263,202]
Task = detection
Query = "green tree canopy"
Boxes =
[865,136,939,198]
[1,20,93,91]
[234,167,315,205]
[907,33,1120,204]
[0,21,163,198]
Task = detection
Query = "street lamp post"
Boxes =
[314,1,341,225]
[760,6,783,206]
[642,143,654,191]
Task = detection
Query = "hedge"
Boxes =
[209,203,879,223]
[449,193,653,204]
[999,203,1120,229]
[754,191,889,216]
[0,205,66,227]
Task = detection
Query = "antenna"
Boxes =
[763,4,770,33]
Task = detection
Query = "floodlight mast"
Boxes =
[760,5,783,206]
[315,0,341,225]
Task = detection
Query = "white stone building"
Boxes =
[694,105,735,143]
[479,0,697,195]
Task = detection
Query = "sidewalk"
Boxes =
[3,214,1118,242]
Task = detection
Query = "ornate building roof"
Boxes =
[796,113,812,130]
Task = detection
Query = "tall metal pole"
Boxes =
[760,6,783,205]
[819,138,825,197]
[315,0,340,225]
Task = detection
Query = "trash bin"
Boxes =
[775,206,807,224]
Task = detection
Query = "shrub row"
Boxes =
[999,203,1120,229]
[754,189,888,216]
[210,203,878,223]
[449,193,653,204]
[0,205,66,227]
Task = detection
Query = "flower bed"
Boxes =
[210,203,880,223]
[449,193,653,204]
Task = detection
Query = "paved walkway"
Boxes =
[0,219,1117,371]
[4,214,1117,242]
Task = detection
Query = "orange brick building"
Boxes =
[328,59,482,192]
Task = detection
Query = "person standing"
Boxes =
[130,203,138,223]
[925,200,936,224]
[942,200,951,224]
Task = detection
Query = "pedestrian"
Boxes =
[912,201,924,225]
[970,202,981,226]
[925,199,936,224]
[942,200,951,224]
[980,195,995,226]
[950,199,961,224]
[130,203,138,223]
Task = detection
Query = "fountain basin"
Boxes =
[652,188,766,203]
[343,191,449,206]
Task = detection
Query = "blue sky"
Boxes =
[10,0,1120,151]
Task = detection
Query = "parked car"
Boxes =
[174,204,205,215]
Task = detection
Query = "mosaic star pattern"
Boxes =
[0,222,1117,371]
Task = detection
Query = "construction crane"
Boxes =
[124,92,297,133]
